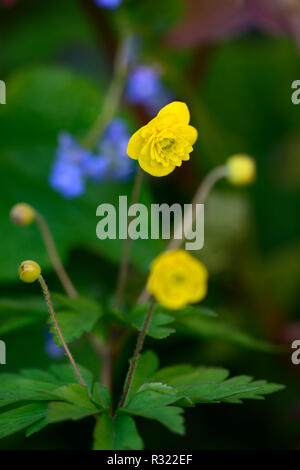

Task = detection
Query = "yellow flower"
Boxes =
[18,260,41,283]
[226,154,256,185]
[147,250,208,310]
[127,101,198,177]
[10,203,35,226]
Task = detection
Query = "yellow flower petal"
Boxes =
[147,250,208,309]
[181,125,198,145]
[127,128,145,160]
[157,101,190,125]
[139,149,176,177]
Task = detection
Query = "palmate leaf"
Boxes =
[119,351,284,437]
[0,364,95,408]
[0,364,110,439]
[93,414,144,451]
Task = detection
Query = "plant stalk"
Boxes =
[82,35,133,150]
[137,166,228,304]
[114,166,144,310]
[117,298,156,412]
[35,211,78,299]
[38,275,86,387]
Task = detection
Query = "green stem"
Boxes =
[137,166,228,304]
[114,166,144,310]
[116,298,156,413]
[38,275,86,387]
[82,35,133,150]
[35,211,78,299]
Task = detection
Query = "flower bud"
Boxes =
[226,154,256,185]
[18,260,41,283]
[10,203,35,226]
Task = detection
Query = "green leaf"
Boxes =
[93,414,114,450]
[153,367,230,387]
[93,414,144,450]
[120,406,185,436]
[49,294,102,346]
[0,374,61,408]
[126,390,179,411]
[52,293,102,317]
[0,403,47,439]
[128,304,176,339]
[92,383,111,410]
[173,306,279,353]
[20,368,61,384]
[47,402,96,424]
[48,364,94,392]
[149,364,284,404]
[0,297,46,334]
[25,418,48,437]
[125,350,159,404]
[46,384,98,411]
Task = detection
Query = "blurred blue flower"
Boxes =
[50,160,85,199]
[45,330,64,360]
[50,133,88,199]
[126,66,162,106]
[81,154,111,183]
[94,0,122,9]
[50,119,134,198]
[97,118,134,181]
[126,66,175,115]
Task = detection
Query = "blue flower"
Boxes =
[94,0,122,9]
[50,160,85,199]
[50,133,89,199]
[50,120,134,198]
[98,118,135,181]
[81,154,111,182]
[45,330,64,360]
[126,66,162,106]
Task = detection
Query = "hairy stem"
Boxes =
[82,35,133,150]
[35,211,78,299]
[137,166,228,304]
[35,211,111,388]
[117,298,156,412]
[114,166,144,310]
[38,275,86,387]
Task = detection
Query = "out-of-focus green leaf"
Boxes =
[124,0,183,37]
[93,414,144,450]
[92,383,111,411]
[127,304,176,339]
[0,297,46,334]
[174,310,279,353]
[48,364,94,392]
